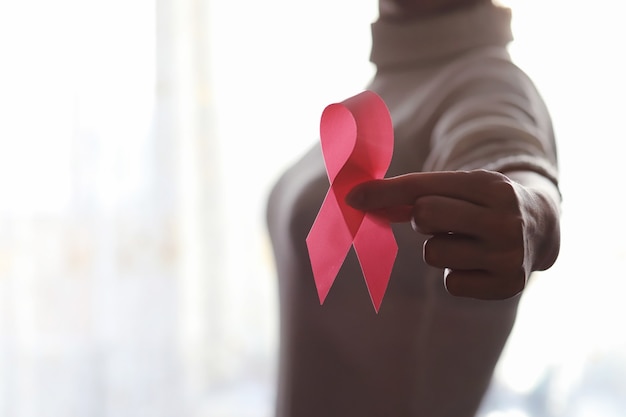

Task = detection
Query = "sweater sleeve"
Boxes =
[422,54,559,186]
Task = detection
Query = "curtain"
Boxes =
[0,0,237,415]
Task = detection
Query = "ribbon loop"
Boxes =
[306,90,398,312]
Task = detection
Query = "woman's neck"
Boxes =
[378,0,491,22]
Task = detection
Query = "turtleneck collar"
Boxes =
[370,3,513,69]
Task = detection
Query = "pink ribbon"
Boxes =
[306,90,397,312]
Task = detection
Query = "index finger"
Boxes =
[346,170,500,211]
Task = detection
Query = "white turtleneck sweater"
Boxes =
[369,4,557,182]
[267,3,558,417]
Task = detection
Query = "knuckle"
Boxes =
[494,250,526,279]
[491,178,520,208]
[470,169,506,183]
[487,237,525,271]
[467,170,519,208]
[500,214,525,243]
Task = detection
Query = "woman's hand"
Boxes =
[346,169,561,300]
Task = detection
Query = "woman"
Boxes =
[266,1,561,415]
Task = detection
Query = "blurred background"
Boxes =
[0,0,625,416]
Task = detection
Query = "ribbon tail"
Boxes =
[353,213,397,313]
[306,188,353,305]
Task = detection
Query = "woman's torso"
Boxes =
[266,50,524,417]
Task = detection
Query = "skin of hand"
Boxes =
[346,169,561,300]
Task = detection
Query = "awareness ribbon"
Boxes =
[306,90,397,313]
